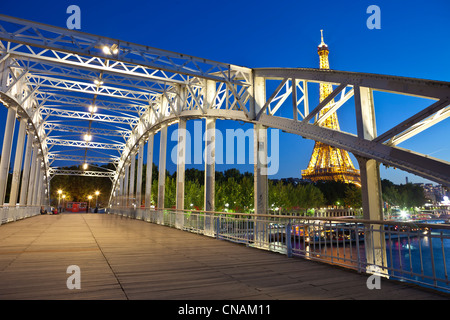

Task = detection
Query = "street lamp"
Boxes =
[62,194,66,212]
[58,189,62,212]
[88,195,93,213]
[95,190,100,208]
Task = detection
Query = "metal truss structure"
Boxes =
[48,168,115,180]
[0,14,449,249]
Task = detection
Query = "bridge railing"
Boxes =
[0,205,41,225]
[108,206,450,293]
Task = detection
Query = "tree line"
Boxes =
[30,162,428,213]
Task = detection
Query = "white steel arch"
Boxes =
[0,14,449,225]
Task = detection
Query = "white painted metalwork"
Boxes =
[48,168,115,179]
[0,14,448,216]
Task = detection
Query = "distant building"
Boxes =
[416,183,448,204]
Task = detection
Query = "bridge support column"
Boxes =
[40,173,47,207]
[254,123,269,246]
[19,132,33,205]
[35,162,43,206]
[176,118,186,229]
[354,86,387,274]
[203,79,216,236]
[32,154,41,206]
[358,157,387,271]
[252,76,269,246]
[9,118,27,206]
[27,144,37,205]
[145,133,154,211]
[254,123,269,215]
[123,163,129,207]
[136,142,144,209]
[157,124,168,224]
[117,170,123,207]
[129,151,136,209]
[0,107,17,205]
[204,118,215,211]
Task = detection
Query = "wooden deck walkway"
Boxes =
[0,214,448,300]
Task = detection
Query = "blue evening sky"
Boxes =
[1,0,449,185]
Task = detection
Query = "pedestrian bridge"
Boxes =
[0,211,448,300]
[0,15,450,301]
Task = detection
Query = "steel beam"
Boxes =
[145,133,154,209]
[47,153,119,164]
[26,144,38,205]
[19,132,32,205]
[257,114,450,187]
[204,118,215,211]
[32,158,41,205]
[27,74,158,102]
[0,14,251,84]
[45,138,125,151]
[48,168,114,178]
[302,82,348,123]
[176,119,186,228]
[39,107,139,126]
[128,151,136,207]
[204,80,216,213]
[354,85,387,272]
[253,68,450,100]
[374,99,450,144]
[34,91,146,114]
[43,123,131,139]
[157,124,168,211]
[123,163,129,207]
[135,142,144,208]
[0,107,16,204]
[252,77,268,215]
[9,118,27,206]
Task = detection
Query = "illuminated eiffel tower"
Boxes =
[301,31,361,187]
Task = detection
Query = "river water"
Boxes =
[287,227,450,291]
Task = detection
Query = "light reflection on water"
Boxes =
[284,228,450,291]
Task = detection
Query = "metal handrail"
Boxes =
[111,206,450,230]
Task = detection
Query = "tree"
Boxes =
[164,176,176,209]
[381,179,427,210]
[236,175,253,211]
[300,183,326,208]
[315,181,348,206]
[49,164,112,207]
[343,184,362,208]
[268,180,326,212]
[185,179,204,210]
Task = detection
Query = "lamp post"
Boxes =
[58,189,62,213]
[95,190,99,208]
[88,195,92,213]
[62,194,66,212]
